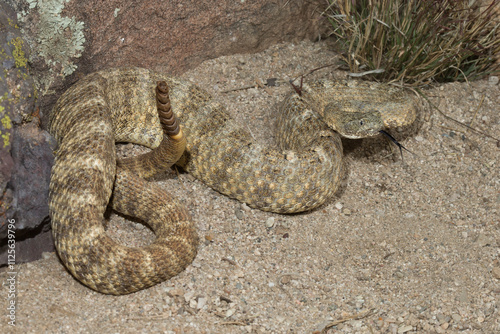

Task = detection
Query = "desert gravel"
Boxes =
[1,40,499,333]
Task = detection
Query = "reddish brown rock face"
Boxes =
[67,0,324,74]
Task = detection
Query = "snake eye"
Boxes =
[359,120,364,126]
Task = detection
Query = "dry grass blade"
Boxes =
[324,0,500,87]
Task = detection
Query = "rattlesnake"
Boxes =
[49,67,417,294]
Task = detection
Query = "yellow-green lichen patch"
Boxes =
[7,17,19,29]
[1,131,10,148]
[9,37,28,69]
[1,113,12,130]
[0,104,12,148]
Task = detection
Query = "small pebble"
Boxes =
[266,217,275,228]
[475,233,491,246]
[394,271,404,279]
[225,308,235,318]
[456,290,469,303]
[492,267,500,279]
[42,252,53,260]
[189,299,197,308]
[436,313,446,324]
[397,325,413,333]
[167,288,184,296]
[235,208,244,220]
[184,290,196,303]
[488,75,499,85]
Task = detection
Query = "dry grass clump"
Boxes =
[324,0,500,86]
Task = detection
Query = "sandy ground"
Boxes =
[1,40,499,333]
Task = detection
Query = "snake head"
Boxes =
[323,102,384,139]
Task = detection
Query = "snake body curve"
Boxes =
[49,67,417,294]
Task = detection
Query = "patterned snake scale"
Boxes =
[49,67,417,294]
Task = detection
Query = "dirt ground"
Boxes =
[1,40,499,333]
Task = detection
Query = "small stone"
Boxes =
[451,314,462,322]
[280,274,292,284]
[440,323,449,330]
[335,202,343,210]
[343,208,352,216]
[457,289,469,303]
[491,267,500,279]
[394,271,404,279]
[415,135,424,142]
[351,320,362,328]
[397,325,413,333]
[167,288,184,297]
[422,323,432,331]
[266,217,275,228]
[235,208,244,220]
[315,321,331,332]
[184,290,196,303]
[197,297,206,309]
[475,234,491,246]
[488,76,499,85]
[436,313,446,324]
[42,252,53,260]
[225,308,235,318]
[234,269,245,278]
[189,298,197,308]
[477,316,485,323]
[241,203,251,211]
[435,325,445,334]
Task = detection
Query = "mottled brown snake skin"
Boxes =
[49,67,417,294]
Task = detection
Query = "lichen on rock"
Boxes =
[17,0,86,93]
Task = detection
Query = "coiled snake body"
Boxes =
[49,67,417,294]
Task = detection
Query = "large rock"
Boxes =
[71,0,323,73]
[0,2,55,266]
